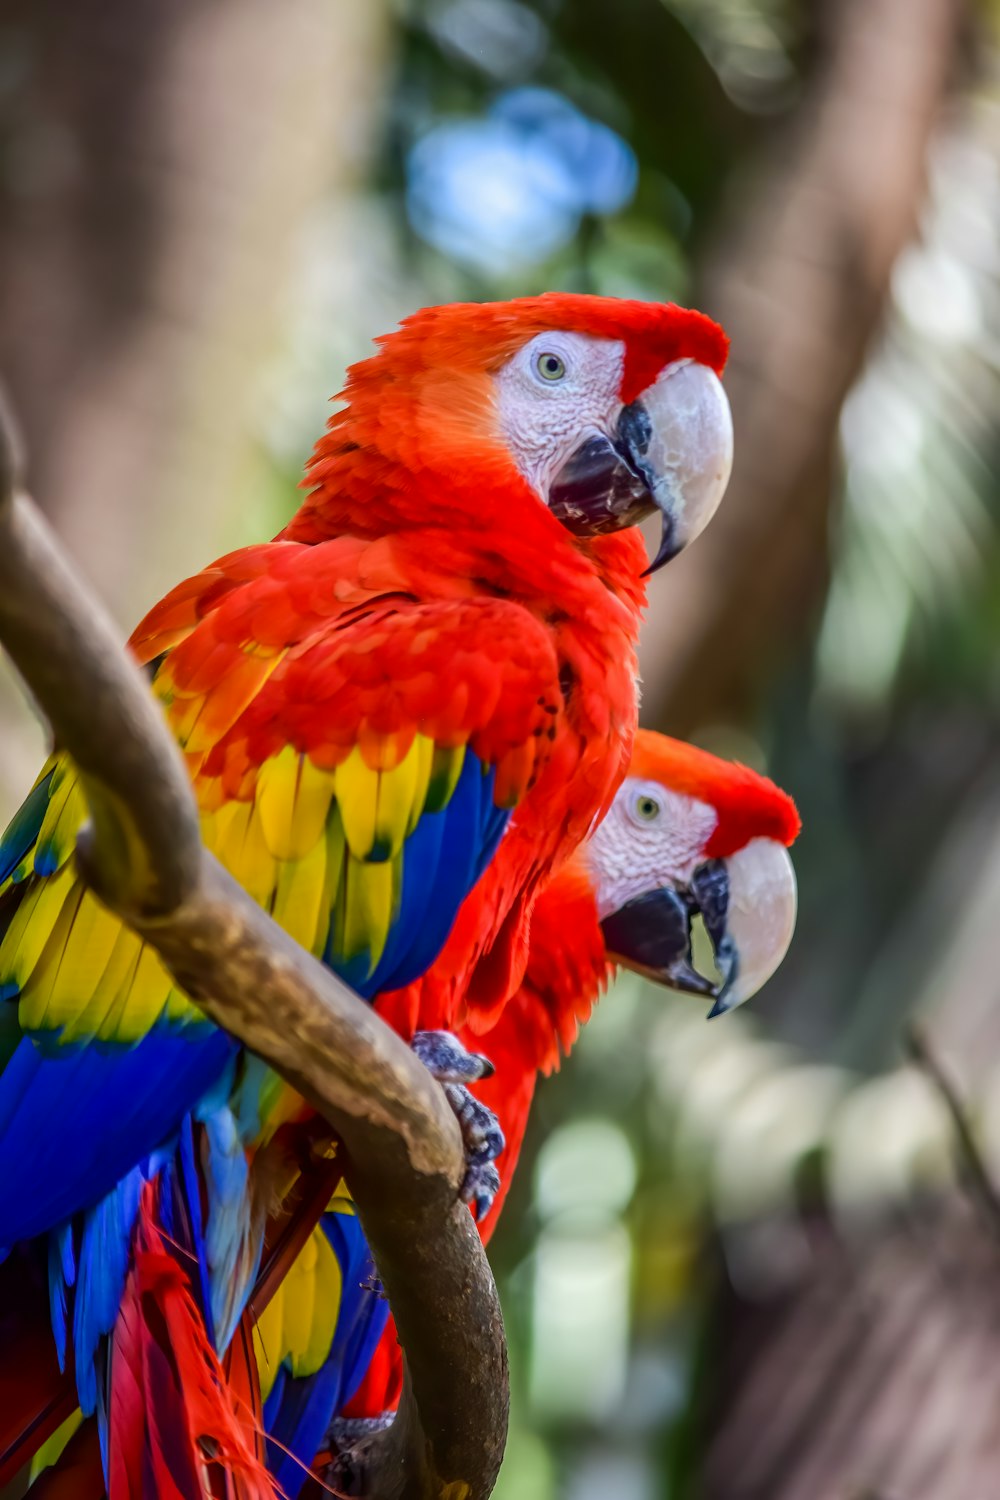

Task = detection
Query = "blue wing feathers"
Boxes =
[72,1164,148,1414]
[359,793,448,998]
[201,1105,262,1353]
[0,732,512,1464]
[47,1221,74,1369]
[0,1029,235,1248]
[322,1211,391,1413]
[169,1113,216,1348]
[363,754,508,996]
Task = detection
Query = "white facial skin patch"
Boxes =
[494,332,626,500]
[585,776,718,922]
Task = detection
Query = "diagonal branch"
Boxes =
[0,392,508,1500]
[906,1022,1000,1245]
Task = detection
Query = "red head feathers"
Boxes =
[629,734,801,859]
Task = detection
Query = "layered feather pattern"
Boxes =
[0,295,732,1489]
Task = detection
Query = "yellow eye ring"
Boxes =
[635,794,660,822]
[535,351,566,382]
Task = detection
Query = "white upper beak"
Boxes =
[711,837,797,1016]
[641,358,734,567]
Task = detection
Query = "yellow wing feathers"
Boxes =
[253,1208,349,1400]
[200,735,447,975]
[256,749,334,862]
[34,760,87,875]
[332,855,399,976]
[1,860,198,1042]
[1,727,466,1039]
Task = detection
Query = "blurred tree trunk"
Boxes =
[640,0,968,735]
[0,0,389,808]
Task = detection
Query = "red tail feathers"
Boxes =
[108,1181,276,1500]
[340,1317,402,1425]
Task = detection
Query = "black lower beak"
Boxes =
[548,401,677,572]
[548,428,653,539]
[690,860,738,1018]
[600,887,718,997]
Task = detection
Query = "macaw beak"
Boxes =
[690,837,798,1018]
[548,359,733,573]
[599,885,718,998]
[599,837,797,1016]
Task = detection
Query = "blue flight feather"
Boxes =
[0,1027,236,1247]
[322,1210,391,1413]
[47,1220,75,1369]
[200,1105,263,1354]
[167,1112,217,1349]
[72,1164,147,1415]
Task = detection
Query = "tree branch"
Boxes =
[0,394,508,1500]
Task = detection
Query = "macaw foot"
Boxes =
[324,1414,396,1496]
[329,1414,395,1446]
[411,1030,504,1221]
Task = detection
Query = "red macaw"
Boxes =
[255,731,800,1489]
[0,297,732,1494]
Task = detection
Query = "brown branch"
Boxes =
[0,396,508,1500]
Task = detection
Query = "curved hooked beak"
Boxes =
[548,360,734,573]
[690,838,798,1018]
[599,837,797,1017]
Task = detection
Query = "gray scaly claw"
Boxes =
[411,1030,505,1219]
[410,1029,495,1083]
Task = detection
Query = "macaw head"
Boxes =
[588,732,800,1016]
[313,294,733,572]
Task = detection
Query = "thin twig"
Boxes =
[905,1022,1000,1243]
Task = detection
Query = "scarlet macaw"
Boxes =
[255,731,800,1490]
[0,297,732,1491]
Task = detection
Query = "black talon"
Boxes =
[467,1164,501,1221]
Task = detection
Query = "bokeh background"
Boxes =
[2,1,1000,1495]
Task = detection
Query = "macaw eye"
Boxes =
[634,793,661,822]
[535,351,567,382]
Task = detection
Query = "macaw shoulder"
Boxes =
[129,536,400,665]
[195,594,564,797]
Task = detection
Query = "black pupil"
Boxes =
[640,798,657,818]
[543,355,561,375]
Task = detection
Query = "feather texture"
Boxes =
[257,1197,389,1497]
[107,1182,275,1500]
[0,296,735,1488]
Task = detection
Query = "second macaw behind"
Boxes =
[253,731,800,1492]
[0,295,733,1494]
